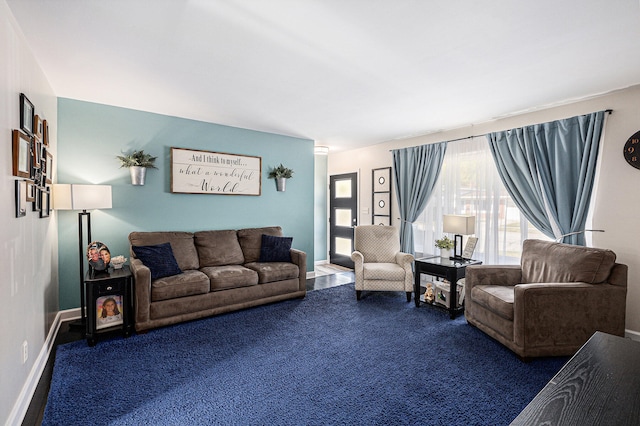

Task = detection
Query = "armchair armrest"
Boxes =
[465,265,522,289]
[395,252,414,268]
[289,248,307,292]
[130,258,151,326]
[513,282,627,348]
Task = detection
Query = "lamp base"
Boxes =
[67,318,87,333]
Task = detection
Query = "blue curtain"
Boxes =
[487,111,606,245]
[392,142,447,254]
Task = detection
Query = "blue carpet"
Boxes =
[43,284,566,425]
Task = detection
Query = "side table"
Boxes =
[414,255,482,319]
[84,265,134,346]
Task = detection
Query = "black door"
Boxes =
[329,172,357,268]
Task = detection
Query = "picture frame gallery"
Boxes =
[13,93,53,218]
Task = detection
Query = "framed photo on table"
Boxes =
[20,93,34,136]
[96,295,124,330]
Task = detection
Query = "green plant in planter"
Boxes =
[116,150,158,169]
[268,164,294,179]
[435,235,455,250]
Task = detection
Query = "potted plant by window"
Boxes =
[116,150,157,186]
[435,235,455,258]
[268,164,294,192]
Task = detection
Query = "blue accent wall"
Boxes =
[57,98,314,310]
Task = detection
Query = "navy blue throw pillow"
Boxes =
[259,234,293,262]
[132,242,182,280]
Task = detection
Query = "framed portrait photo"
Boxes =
[20,93,34,136]
[12,130,32,178]
[96,295,124,330]
[45,150,53,184]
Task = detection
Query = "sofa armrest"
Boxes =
[513,282,627,348]
[395,252,414,268]
[290,248,307,292]
[130,258,151,325]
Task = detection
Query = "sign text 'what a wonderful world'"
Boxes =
[171,147,262,195]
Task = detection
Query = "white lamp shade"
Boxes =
[443,214,475,235]
[53,184,112,210]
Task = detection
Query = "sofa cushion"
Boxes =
[129,231,199,271]
[132,243,183,280]
[245,262,299,284]
[237,226,283,263]
[200,265,259,291]
[471,285,514,320]
[259,234,292,262]
[194,230,244,267]
[521,239,616,284]
[151,270,210,302]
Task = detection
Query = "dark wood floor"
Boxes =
[21,270,354,426]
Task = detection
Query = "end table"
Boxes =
[84,265,134,346]
[414,255,482,319]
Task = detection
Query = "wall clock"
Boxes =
[623,130,640,169]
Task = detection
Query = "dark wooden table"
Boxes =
[84,265,134,346]
[511,331,640,425]
[414,255,481,319]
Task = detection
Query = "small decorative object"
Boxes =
[19,93,34,136]
[435,235,454,258]
[110,255,127,269]
[116,150,158,185]
[87,241,111,271]
[424,282,434,303]
[268,163,294,192]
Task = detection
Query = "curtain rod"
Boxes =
[390,109,613,150]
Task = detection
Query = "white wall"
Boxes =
[0,1,59,423]
[329,84,640,335]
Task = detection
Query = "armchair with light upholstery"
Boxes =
[351,225,415,301]
[465,239,627,359]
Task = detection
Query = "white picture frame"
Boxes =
[170,147,262,196]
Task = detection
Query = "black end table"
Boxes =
[84,265,134,346]
[414,255,482,318]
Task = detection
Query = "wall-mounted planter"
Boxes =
[130,166,147,186]
[276,177,287,192]
[268,163,294,192]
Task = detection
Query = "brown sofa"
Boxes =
[129,226,306,332]
[465,239,627,359]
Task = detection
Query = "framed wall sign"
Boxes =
[20,93,34,136]
[12,130,31,178]
[170,147,262,195]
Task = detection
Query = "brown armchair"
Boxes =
[465,239,627,359]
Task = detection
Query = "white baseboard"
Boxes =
[625,329,640,341]
[6,312,64,426]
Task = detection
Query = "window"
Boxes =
[413,136,551,264]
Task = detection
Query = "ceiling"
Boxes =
[7,0,640,152]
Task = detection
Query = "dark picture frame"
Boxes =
[32,186,41,212]
[15,180,27,218]
[31,138,41,171]
[12,130,31,178]
[20,93,34,136]
[40,187,51,218]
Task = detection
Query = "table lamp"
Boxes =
[443,214,475,260]
[53,184,112,329]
